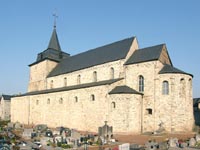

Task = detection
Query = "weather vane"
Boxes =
[53,11,58,28]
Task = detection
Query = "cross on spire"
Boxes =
[53,12,58,28]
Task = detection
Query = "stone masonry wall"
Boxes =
[155,73,193,132]
[28,60,58,92]
[11,82,143,133]
[11,59,194,133]
[46,60,125,89]
[0,99,11,120]
[125,60,194,133]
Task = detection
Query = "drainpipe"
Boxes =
[141,94,144,133]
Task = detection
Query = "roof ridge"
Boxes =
[138,43,165,51]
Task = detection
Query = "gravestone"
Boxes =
[34,124,47,133]
[168,138,178,147]
[145,140,158,150]
[71,129,81,139]
[23,129,33,139]
[153,122,165,134]
[40,137,53,146]
[130,144,139,149]
[98,121,113,142]
[158,142,168,150]
[189,138,196,147]
[179,142,188,148]
[196,134,200,142]
[7,122,14,128]
[55,136,62,143]
[119,143,130,150]
[53,129,60,136]
[15,122,22,129]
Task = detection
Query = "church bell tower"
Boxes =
[28,24,69,92]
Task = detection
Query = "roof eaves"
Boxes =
[29,58,60,67]
[15,78,123,97]
[125,58,158,65]
[109,85,143,95]
[159,64,193,78]
[47,58,124,78]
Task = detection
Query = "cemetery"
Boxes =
[0,120,200,149]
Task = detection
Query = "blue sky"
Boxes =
[0,0,199,98]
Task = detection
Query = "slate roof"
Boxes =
[48,28,62,51]
[125,44,164,65]
[16,78,123,97]
[48,37,135,77]
[159,64,193,77]
[29,28,70,66]
[1,95,13,100]
[109,85,142,95]
[193,98,200,107]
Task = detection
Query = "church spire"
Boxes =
[47,13,61,51]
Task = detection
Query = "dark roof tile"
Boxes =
[1,95,13,100]
[48,37,135,77]
[16,78,123,96]
[159,64,193,77]
[48,28,61,51]
[125,44,164,65]
[193,98,200,107]
[109,85,142,95]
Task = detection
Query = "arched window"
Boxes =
[162,81,169,95]
[64,77,67,86]
[91,94,95,101]
[139,75,144,92]
[180,78,186,98]
[77,75,81,84]
[59,98,63,104]
[47,98,50,104]
[50,80,54,89]
[93,71,97,82]
[110,67,114,79]
[75,96,78,103]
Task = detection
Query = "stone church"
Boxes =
[11,26,194,134]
